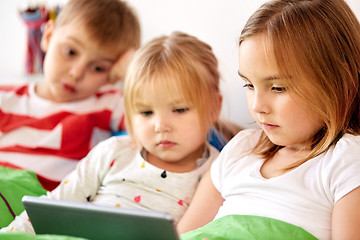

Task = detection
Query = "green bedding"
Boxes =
[0,167,46,228]
[1,166,319,240]
[0,233,86,240]
[180,215,318,240]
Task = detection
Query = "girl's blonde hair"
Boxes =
[55,0,140,59]
[124,31,221,145]
[239,0,360,168]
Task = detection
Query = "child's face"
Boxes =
[238,35,324,151]
[132,85,206,172]
[38,20,119,102]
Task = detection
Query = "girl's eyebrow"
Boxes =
[237,70,281,81]
[237,71,248,80]
[134,101,149,108]
[171,99,188,105]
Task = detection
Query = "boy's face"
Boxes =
[37,20,119,102]
[132,84,207,172]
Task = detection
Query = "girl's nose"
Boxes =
[251,91,270,114]
[154,115,171,133]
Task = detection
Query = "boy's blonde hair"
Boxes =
[55,0,140,59]
[124,32,221,144]
[239,0,360,168]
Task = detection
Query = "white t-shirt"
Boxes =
[2,135,218,234]
[211,128,360,240]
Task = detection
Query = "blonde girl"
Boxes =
[2,31,223,235]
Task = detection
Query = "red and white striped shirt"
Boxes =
[0,82,125,190]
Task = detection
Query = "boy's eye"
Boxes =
[90,62,112,73]
[63,47,76,56]
[92,65,106,72]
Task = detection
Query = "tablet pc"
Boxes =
[22,195,179,240]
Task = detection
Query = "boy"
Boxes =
[0,0,141,190]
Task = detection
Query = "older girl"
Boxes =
[178,0,360,239]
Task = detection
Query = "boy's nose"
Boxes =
[69,62,86,81]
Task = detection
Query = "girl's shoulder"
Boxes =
[320,133,360,203]
[214,128,262,167]
[87,135,138,170]
[336,133,360,145]
[318,133,360,175]
[329,133,360,157]
[224,128,262,151]
[96,135,136,153]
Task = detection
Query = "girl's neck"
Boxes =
[260,147,311,179]
[144,144,206,173]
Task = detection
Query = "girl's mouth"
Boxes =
[157,140,176,148]
[262,122,279,131]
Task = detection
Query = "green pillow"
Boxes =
[180,215,318,240]
[0,167,47,228]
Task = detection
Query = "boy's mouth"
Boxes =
[62,83,76,93]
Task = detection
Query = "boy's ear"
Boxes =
[40,20,55,52]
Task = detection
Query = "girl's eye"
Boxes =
[243,83,254,90]
[140,110,153,116]
[174,108,188,114]
[272,86,286,93]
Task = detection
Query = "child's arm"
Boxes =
[47,138,117,201]
[109,49,136,83]
[0,143,106,234]
[2,138,123,234]
[331,186,360,240]
[177,170,224,234]
[0,160,96,235]
[0,211,35,235]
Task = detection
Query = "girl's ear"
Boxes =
[40,20,55,52]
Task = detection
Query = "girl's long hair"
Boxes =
[239,0,360,168]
